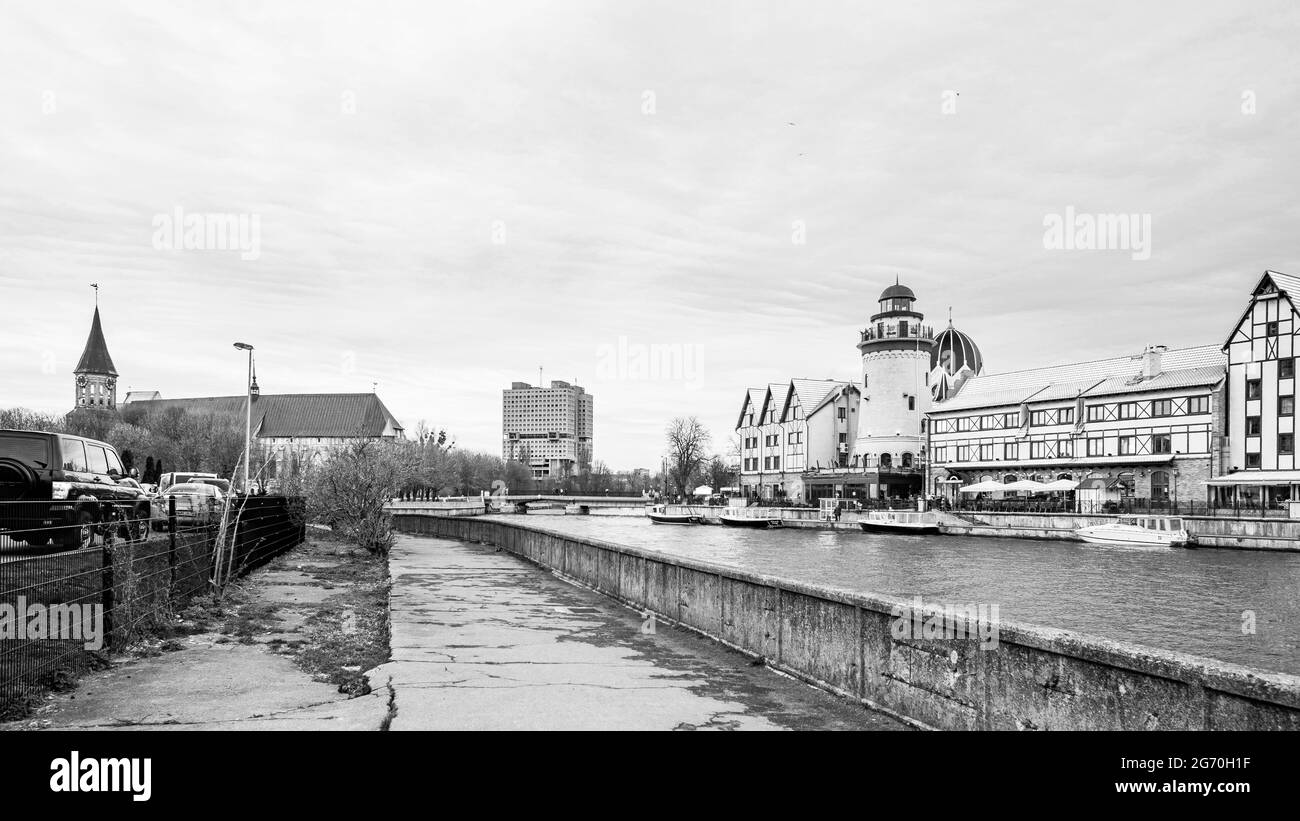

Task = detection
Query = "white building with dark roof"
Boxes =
[928,342,1227,509]
[1211,270,1300,507]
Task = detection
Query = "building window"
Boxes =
[1281,433,1295,455]
[1282,358,1296,379]
[1005,412,1020,427]
[1247,452,1262,468]
[1247,379,1262,400]
[1151,434,1172,454]
[838,407,846,420]
[1119,402,1139,419]
[957,446,971,462]
[901,452,914,468]
[1150,470,1170,502]
[978,444,994,461]
[838,432,847,443]
[880,453,893,468]
[1246,416,1261,436]
[1187,395,1210,414]
[908,396,915,411]
[1086,405,1106,422]
[1151,399,1172,417]
[1118,436,1135,455]
[1003,443,1017,460]
[1087,437,1104,456]
[1267,321,1279,336]
[1282,396,1295,416]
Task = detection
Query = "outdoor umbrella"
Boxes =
[959,480,1005,493]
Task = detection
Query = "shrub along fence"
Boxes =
[0,496,306,716]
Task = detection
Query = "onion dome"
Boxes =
[878,282,916,303]
[931,322,983,377]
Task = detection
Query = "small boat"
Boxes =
[646,504,699,525]
[719,508,782,529]
[1074,515,1189,547]
[859,510,941,535]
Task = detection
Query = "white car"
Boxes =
[153,482,227,528]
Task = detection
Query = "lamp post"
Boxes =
[233,342,254,492]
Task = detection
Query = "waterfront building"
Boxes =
[1210,270,1300,507]
[928,344,1226,509]
[502,379,594,480]
[737,379,859,501]
[734,279,978,503]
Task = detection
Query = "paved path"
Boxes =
[367,535,906,731]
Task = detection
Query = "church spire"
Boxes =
[73,295,119,411]
[75,306,118,376]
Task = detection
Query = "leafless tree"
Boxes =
[664,416,711,499]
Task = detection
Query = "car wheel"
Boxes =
[61,511,96,550]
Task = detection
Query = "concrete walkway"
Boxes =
[366,535,906,731]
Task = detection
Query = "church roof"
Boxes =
[75,307,118,376]
[125,393,404,438]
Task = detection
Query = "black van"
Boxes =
[0,429,152,549]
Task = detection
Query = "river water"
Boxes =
[484,512,1300,676]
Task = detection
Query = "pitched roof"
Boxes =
[125,393,404,438]
[933,344,1225,412]
[75,307,118,376]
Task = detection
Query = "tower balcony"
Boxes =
[860,324,934,344]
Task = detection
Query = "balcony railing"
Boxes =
[861,324,934,343]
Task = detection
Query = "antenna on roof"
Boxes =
[90,282,99,306]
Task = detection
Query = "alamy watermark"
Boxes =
[889,595,1000,649]
[595,336,702,383]
[152,206,261,261]
[1043,206,1151,261]
[0,598,104,650]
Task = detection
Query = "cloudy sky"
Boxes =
[2,0,1298,468]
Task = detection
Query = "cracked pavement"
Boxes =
[366,535,907,731]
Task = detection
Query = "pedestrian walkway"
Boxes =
[367,535,907,731]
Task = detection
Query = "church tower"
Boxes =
[851,279,934,496]
[74,305,119,410]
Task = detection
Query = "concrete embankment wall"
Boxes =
[393,513,1300,731]
[948,511,1300,551]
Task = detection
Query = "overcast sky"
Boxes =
[2,0,1299,469]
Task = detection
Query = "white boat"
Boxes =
[859,510,941,535]
[718,507,783,529]
[1074,515,1190,547]
[645,504,700,525]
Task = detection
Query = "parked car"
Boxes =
[157,482,226,528]
[0,429,152,549]
[158,471,219,494]
[189,477,232,494]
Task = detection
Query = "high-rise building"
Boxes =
[502,380,593,480]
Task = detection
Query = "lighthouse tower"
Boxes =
[851,280,934,497]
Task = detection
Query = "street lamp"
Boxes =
[233,342,254,492]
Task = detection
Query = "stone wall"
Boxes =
[393,513,1300,730]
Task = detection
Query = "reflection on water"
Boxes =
[487,513,1300,676]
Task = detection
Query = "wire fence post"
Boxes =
[100,542,114,651]
[168,495,177,593]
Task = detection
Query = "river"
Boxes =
[485,512,1300,676]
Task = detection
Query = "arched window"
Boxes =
[1150,470,1170,502]
[1004,474,1018,485]
[879,453,893,468]
[1057,473,1072,480]
[901,452,913,469]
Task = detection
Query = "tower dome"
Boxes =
[931,324,983,377]
[878,282,916,303]
[929,315,983,401]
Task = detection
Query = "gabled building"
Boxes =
[736,379,859,501]
[1210,270,1300,506]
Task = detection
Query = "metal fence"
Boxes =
[954,496,1294,519]
[0,495,305,716]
